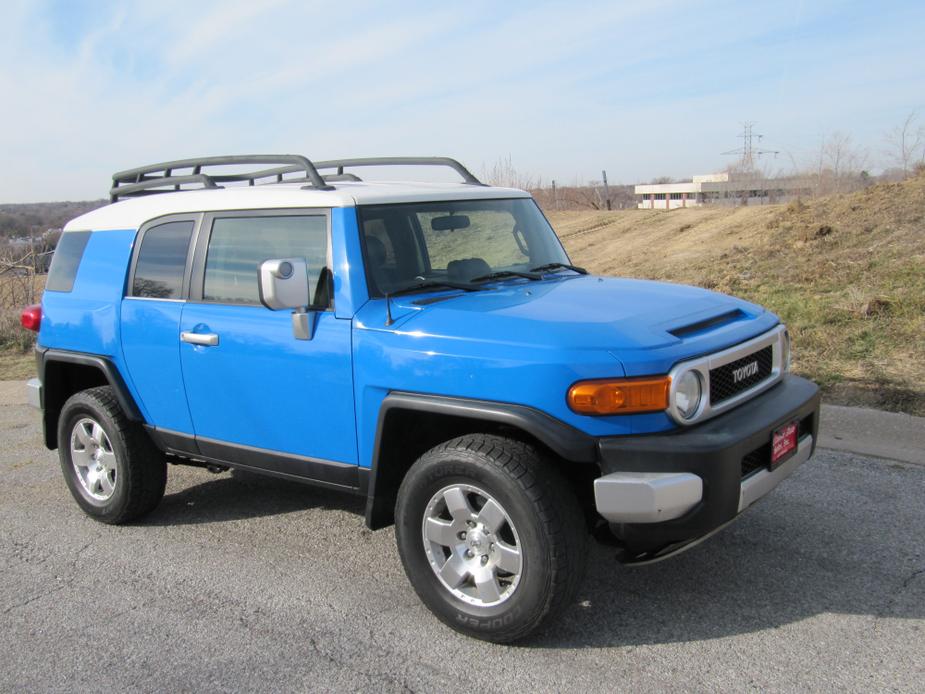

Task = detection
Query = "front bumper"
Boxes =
[594,375,820,560]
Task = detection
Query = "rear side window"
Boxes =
[203,215,329,306]
[131,221,195,299]
[45,231,91,292]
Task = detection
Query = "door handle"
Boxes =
[180,331,219,346]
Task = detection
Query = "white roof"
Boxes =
[64,180,531,231]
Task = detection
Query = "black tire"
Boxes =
[395,434,587,643]
[57,386,166,524]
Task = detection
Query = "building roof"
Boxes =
[634,173,814,195]
[63,180,531,232]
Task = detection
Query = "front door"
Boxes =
[179,209,357,487]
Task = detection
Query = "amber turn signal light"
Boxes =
[567,376,670,415]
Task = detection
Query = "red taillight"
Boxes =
[20,304,41,332]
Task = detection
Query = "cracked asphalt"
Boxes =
[1,390,923,693]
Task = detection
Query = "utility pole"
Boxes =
[601,170,611,210]
[552,180,559,210]
[721,122,779,171]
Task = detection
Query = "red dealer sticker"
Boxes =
[771,421,799,467]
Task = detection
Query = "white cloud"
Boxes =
[0,0,923,201]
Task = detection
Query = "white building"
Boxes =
[635,172,813,209]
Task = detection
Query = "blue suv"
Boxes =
[23,155,820,642]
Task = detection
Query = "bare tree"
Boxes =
[813,132,868,195]
[481,156,537,190]
[884,111,925,178]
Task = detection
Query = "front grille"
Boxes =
[739,413,815,479]
[741,445,770,478]
[710,345,773,405]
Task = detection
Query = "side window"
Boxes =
[45,230,91,292]
[131,221,195,299]
[202,215,329,306]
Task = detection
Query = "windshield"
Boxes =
[358,198,570,297]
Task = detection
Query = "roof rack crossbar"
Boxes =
[110,155,335,201]
[110,174,220,200]
[311,157,484,186]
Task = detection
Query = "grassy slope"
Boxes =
[549,174,925,414]
[0,353,35,380]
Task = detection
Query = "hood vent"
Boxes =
[668,309,745,339]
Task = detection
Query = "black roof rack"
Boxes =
[312,157,484,186]
[109,155,483,202]
[110,155,334,202]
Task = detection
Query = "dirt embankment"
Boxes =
[551,174,925,415]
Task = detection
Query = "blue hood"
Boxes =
[384,275,778,376]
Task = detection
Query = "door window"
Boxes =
[202,215,329,307]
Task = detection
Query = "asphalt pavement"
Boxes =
[1,385,923,693]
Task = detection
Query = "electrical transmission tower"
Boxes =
[722,122,779,171]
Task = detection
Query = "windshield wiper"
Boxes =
[384,280,486,325]
[388,280,484,298]
[470,270,542,283]
[529,262,588,275]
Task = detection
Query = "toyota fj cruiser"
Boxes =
[23,155,820,642]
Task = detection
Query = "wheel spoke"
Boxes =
[443,487,473,523]
[85,469,100,494]
[71,448,93,469]
[474,568,502,603]
[477,499,506,534]
[424,517,458,548]
[98,472,115,496]
[98,450,117,473]
[91,422,104,446]
[74,423,93,449]
[495,541,521,574]
[439,554,469,589]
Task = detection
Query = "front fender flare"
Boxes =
[363,392,598,529]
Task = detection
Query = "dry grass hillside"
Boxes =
[550,173,925,415]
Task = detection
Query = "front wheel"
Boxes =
[395,435,587,642]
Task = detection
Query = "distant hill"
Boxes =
[0,200,108,239]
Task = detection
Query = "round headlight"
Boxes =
[675,370,703,420]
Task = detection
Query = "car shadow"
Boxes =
[525,491,925,648]
[143,467,364,526]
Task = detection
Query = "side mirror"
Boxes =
[258,258,309,310]
[258,258,315,341]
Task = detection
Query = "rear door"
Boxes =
[178,209,357,487]
[121,215,197,435]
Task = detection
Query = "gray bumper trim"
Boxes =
[26,378,41,410]
[738,435,813,512]
[595,433,814,524]
[594,471,703,523]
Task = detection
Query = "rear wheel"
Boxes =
[395,434,587,642]
[58,386,166,524]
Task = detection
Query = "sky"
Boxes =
[1,0,924,202]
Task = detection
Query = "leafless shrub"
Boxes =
[481,155,539,190]
[0,246,47,352]
[884,111,925,179]
[809,132,870,195]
